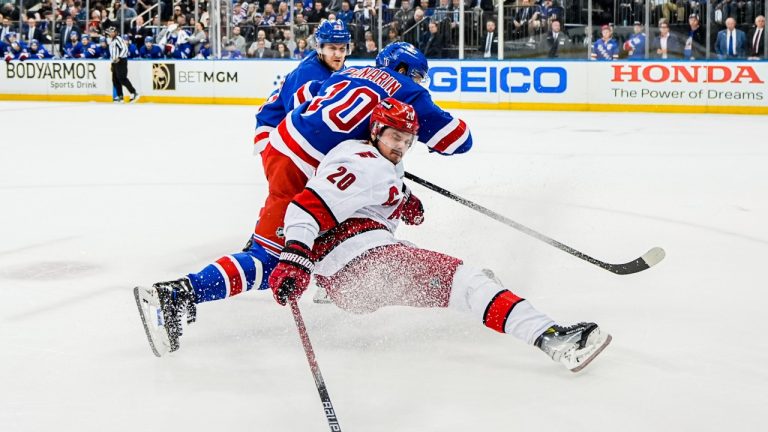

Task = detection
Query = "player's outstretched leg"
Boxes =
[134,239,277,356]
[450,265,612,372]
[535,323,612,373]
[134,278,197,357]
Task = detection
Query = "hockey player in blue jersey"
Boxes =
[81,34,100,59]
[591,24,618,61]
[27,39,52,59]
[623,21,647,60]
[164,24,193,59]
[133,43,473,357]
[253,19,351,153]
[64,31,84,58]
[3,33,28,62]
[97,36,110,59]
[139,36,163,59]
[124,34,140,58]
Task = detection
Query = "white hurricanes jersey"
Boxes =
[283,140,410,276]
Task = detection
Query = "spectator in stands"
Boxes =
[249,38,275,58]
[386,26,401,45]
[546,19,570,58]
[541,0,563,30]
[293,36,309,58]
[361,37,378,57]
[188,22,207,55]
[590,24,618,60]
[683,13,706,59]
[406,8,430,47]
[262,3,278,25]
[480,19,498,58]
[420,0,435,17]
[651,19,681,59]
[254,29,272,49]
[231,25,246,52]
[282,29,298,53]
[354,0,377,33]
[394,1,415,33]
[433,0,450,22]
[307,1,329,23]
[623,20,646,59]
[328,0,344,12]
[470,0,495,12]
[294,12,310,39]
[715,16,746,58]
[197,39,212,58]
[422,19,444,58]
[232,3,247,26]
[278,2,291,22]
[748,15,765,59]
[347,39,360,57]
[513,0,538,43]
[274,41,292,58]
[657,0,684,24]
[136,0,154,16]
[338,1,354,25]
[112,1,138,32]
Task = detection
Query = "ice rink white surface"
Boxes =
[1,101,767,431]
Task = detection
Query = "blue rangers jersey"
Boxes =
[139,44,163,59]
[269,65,473,179]
[64,41,85,58]
[29,44,52,59]
[624,33,646,59]
[254,50,335,153]
[591,38,619,60]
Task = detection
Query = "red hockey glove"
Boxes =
[269,241,315,306]
[4,54,12,63]
[400,190,425,225]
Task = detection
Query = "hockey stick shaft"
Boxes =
[289,299,342,432]
[404,171,664,275]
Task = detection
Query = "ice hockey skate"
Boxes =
[134,278,197,357]
[535,323,612,372]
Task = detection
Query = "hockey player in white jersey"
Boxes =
[269,98,612,372]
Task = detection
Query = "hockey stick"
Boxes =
[289,299,343,432]
[404,171,665,275]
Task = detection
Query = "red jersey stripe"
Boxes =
[277,119,320,169]
[432,119,468,153]
[292,188,338,232]
[216,256,243,296]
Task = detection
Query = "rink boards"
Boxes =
[1,58,767,114]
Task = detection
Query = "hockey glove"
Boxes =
[269,241,315,306]
[400,190,425,225]
[4,54,12,63]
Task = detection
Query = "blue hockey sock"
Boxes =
[186,242,277,303]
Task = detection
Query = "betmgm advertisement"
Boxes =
[1,60,112,95]
[134,60,300,100]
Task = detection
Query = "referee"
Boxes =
[106,26,139,103]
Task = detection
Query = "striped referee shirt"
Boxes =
[108,36,129,60]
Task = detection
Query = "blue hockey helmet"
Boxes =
[69,30,78,38]
[315,19,351,45]
[5,32,17,41]
[144,36,153,44]
[30,38,39,46]
[122,34,131,41]
[81,33,90,41]
[376,42,429,83]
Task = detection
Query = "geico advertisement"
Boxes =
[1,60,111,94]
[422,61,587,103]
[597,62,767,106]
[134,59,300,97]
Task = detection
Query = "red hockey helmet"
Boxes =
[370,98,419,142]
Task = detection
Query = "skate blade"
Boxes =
[569,330,612,373]
[133,286,170,357]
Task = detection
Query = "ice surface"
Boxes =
[1,102,767,431]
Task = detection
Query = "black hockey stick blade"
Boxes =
[404,171,666,275]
